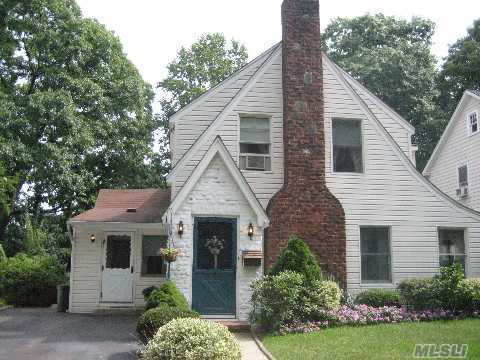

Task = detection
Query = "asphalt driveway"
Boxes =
[0,307,139,360]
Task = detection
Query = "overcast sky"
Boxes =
[77,0,479,96]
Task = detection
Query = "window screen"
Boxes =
[142,235,167,276]
[332,119,363,173]
[458,165,468,187]
[106,235,131,269]
[360,227,391,283]
[439,229,466,270]
[469,112,478,134]
[239,117,271,171]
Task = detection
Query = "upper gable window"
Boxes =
[239,116,271,171]
[332,118,363,173]
[468,111,478,135]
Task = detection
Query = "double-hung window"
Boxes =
[468,111,478,135]
[332,119,363,173]
[458,165,468,187]
[239,116,271,171]
[438,229,466,269]
[141,235,167,276]
[360,227,391,283]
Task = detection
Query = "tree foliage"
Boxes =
[0,0,162,241]
[157,33,248,168]
[437,19,480,115]
[323,14,441,170]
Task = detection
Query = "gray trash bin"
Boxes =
[57,284,69,312]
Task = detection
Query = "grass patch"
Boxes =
[0,298,6,307]
[263,319,480,360]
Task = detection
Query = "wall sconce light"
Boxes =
[90,234,96,243]
[248,223,254,238]
[178,221,184,237]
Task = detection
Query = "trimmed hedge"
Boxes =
[0,254,65,306]
[398,278,437,310]
[143,318,241,360]
[136,305,200,344]
[356,289,401,307]
[145,281,189,311]
[269,236,323,282]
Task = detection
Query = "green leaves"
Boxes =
[157,33,248,171]
[323,14,440,170]
[0,0,160,234]
[437,19,480,115]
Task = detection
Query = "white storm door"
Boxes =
[101,233,134,303]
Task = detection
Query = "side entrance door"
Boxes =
[101,233,134,303]
[192,217,236,316]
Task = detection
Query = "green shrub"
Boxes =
[301,280,342,320]
[398,278,437,310]
[356,289,401,307]
[0,254,65,306]
[457,278,480,311]
[143,318,241,360]
[145,281,189,311]
[136,305,200,344]
[143,286,159,301]
[433,263,465,310]
[250,271,304,330]
[269,236,322,282]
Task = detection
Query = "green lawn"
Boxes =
[263,319,480,360]
[0,298,6,307]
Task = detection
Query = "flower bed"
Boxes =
[280,305,480,334]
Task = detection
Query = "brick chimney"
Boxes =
[265,0,347,286]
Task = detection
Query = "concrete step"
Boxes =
[214,320,250,331]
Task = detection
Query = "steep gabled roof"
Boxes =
[69,189,170,223]
[169,42,281,124]
[324,56,480,220]
[423,90,480,175]
[164,136,269,226]
[167,43,282,184]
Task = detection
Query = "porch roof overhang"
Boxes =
[69,188,171,224]
[163,136,269,227]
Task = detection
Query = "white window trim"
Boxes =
[359,225,394,286]
[437,227,468,275]
[330,117,366,176]
[237,113,273,173]
[467,111,479,136]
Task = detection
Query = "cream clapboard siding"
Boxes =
[172,47,284,206]
[428,96,480,211]
[69,223,166,313]
[170,47,480,294]
[171,50,415,206]
[171,46,277,168]
[322,58,480,291]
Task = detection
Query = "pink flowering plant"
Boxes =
[279,305,480,334]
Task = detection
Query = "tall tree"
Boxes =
[323,14,441,170]
[0,0,161,240]
[437,19,480,115]
[157,33,248,168]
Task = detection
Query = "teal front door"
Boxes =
[192,217,236,315]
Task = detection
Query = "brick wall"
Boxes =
[266,0,347,286]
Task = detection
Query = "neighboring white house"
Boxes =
[423,90,480,211]
[68,0,480,321]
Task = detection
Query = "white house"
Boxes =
[68,0,480,321]
[423,90,480,211]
